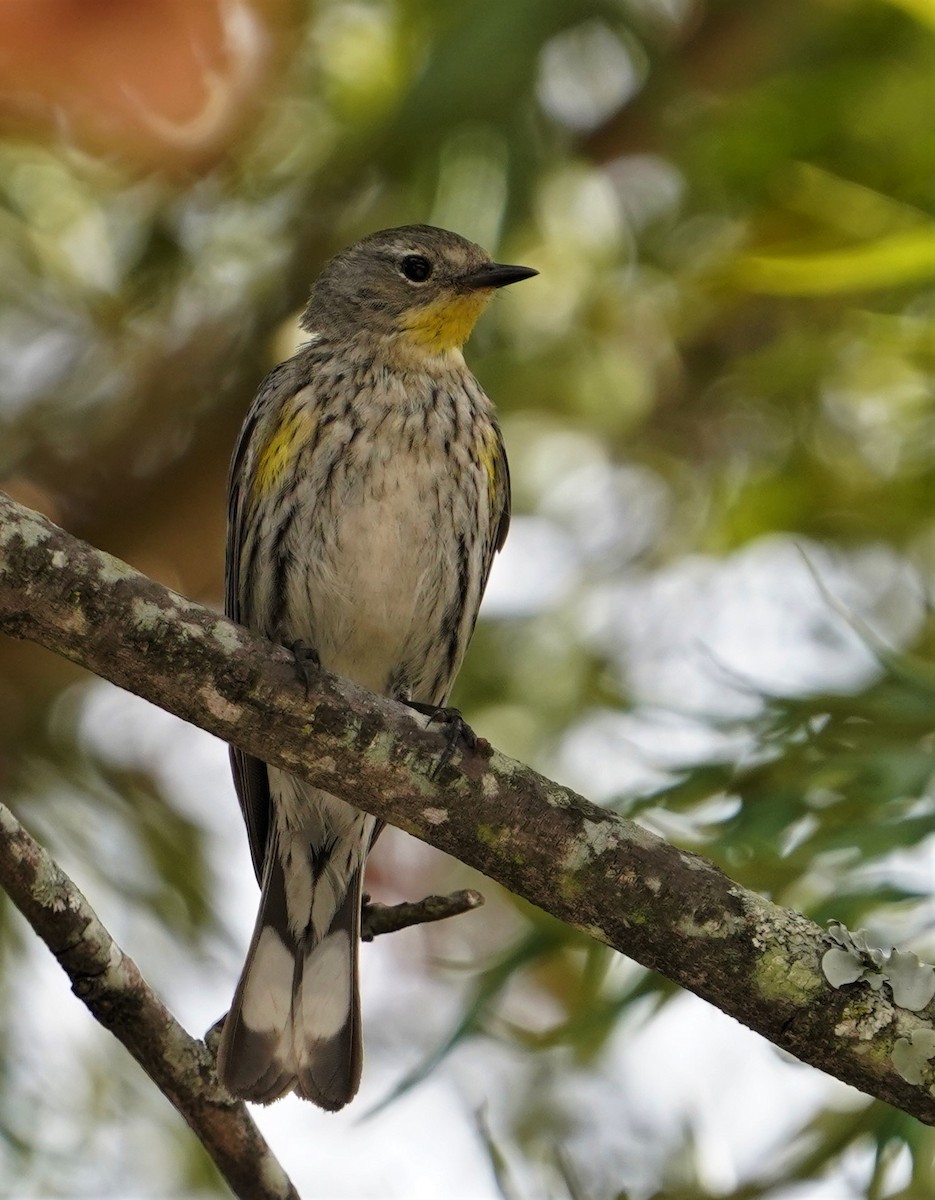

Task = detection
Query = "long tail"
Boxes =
[217,822,366,1110]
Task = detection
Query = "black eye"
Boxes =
[400,254,432,282]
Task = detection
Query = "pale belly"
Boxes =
[288,458,461,698]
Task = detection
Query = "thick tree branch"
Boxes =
[0,798,298,1200]
[1,490,935,1126]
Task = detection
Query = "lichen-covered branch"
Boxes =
[1,489,935,1125]
[0,798,298,1200]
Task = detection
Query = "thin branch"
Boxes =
[1,490,935,1125]
[0,798,298,1200]
[361,889,485,940]
[202,889,486,1044]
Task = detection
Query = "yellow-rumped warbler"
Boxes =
[217,225,536,1110]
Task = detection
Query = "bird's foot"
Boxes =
[402,700,489,778]
[289,640,321,698]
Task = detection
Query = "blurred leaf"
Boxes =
[732,227,935,296]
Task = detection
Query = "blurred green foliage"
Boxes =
[2,0,935,1196]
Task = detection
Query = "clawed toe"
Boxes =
[402,700,482,777]
[289,639,321,697]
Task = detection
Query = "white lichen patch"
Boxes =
[0,511,51,549]
[131,598,167,629]
[834,1003,892,1042]
[211,619,244,653]
[678,851,710,871]
[30,860,71,912]
[171,593,204,616]
[561,817,621,874]
[50,550,66,568]
[677,913,734,940]
[99,939,129,988]
[422,806,449,825]
[96,555,138,584]
[490,754,522,784]
[481,773,500,799]
[198,685,243,725]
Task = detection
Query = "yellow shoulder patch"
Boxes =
[252,409,317,499]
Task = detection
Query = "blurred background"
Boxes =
[1,0,935,1196]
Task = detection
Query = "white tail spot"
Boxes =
[240,926,293,1033]
[298,930,352,1042]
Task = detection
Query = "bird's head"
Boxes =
[301,224,537,359]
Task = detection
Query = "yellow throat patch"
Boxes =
[400,290,492,353]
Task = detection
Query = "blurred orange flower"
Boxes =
[0,0,296,171]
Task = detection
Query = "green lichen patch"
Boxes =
[755,948,824,1006]
[822,922,935,1012]
[476,823,505,848]
[892,1029,935,1086]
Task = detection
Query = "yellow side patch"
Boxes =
[477,424,500,506]
[401,290,492,352]
[253,409,317,499]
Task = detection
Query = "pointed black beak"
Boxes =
[462,262,539,290]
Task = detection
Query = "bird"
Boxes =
[217,224,536,1110]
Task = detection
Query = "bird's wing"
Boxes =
[224,367,291,882]
[484,422,511,589]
